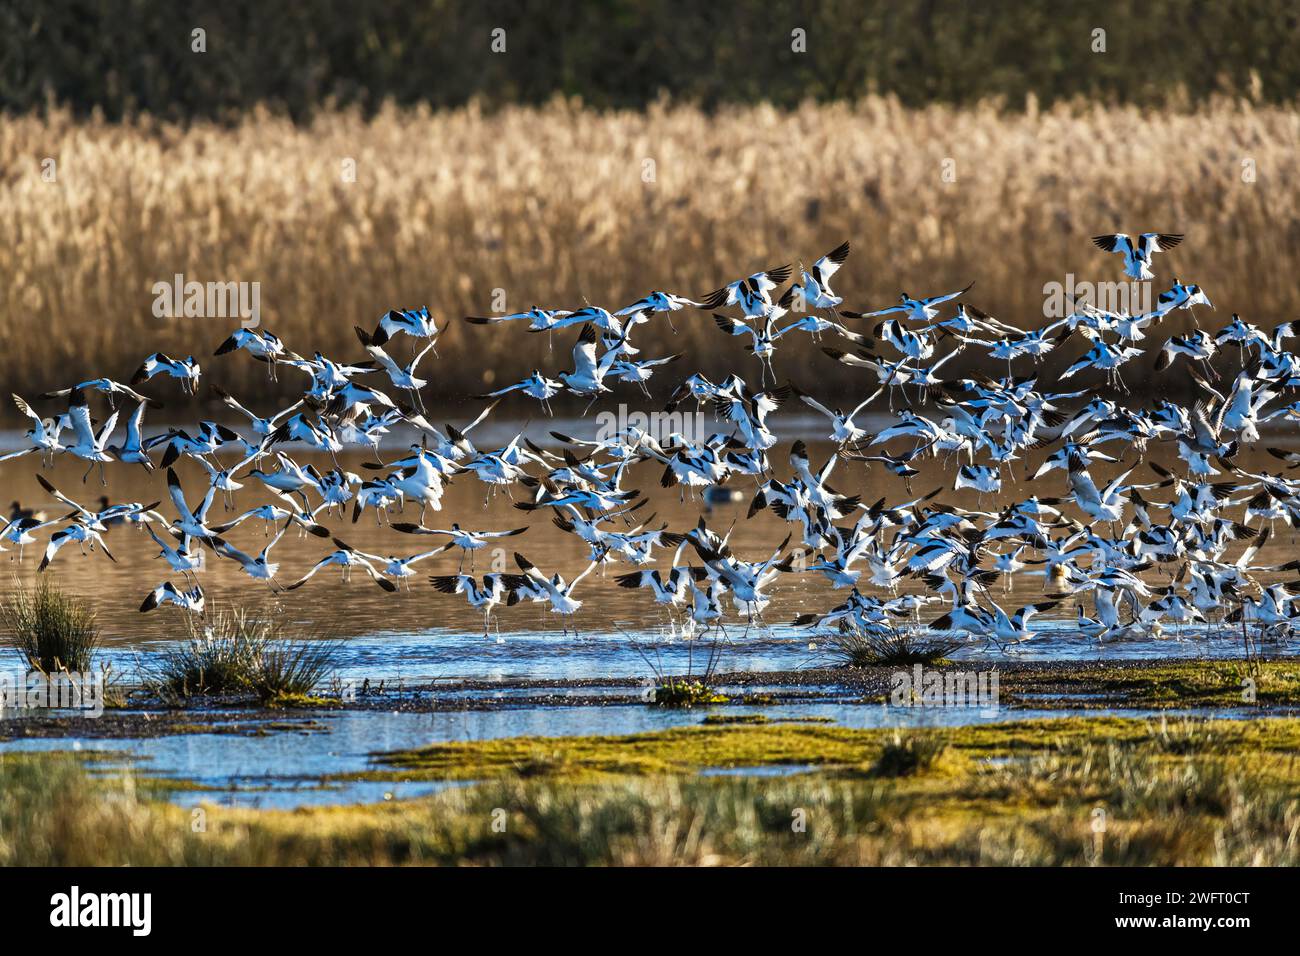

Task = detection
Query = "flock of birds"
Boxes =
[4,230,1300,651]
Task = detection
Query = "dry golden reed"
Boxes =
[2,97,1298,408]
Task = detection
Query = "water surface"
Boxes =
[2,414,1297,684]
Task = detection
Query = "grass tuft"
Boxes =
[870,734,949,778]
[825,628,961,667]
[0,578,99,673]
[145,606,340,703]
[252,641,341,702]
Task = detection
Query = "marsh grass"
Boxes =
[6,717,1300,865]
[870,733,949,778]
[624,623,729,707]
[825,627,961,667]
[1148,714,1231,756]
[145,606,339,703]
[253,641,340,703]
[0,578,99,673]
[2,99,1298,409]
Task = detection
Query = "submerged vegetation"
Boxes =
[143,607,339,704]
[651,678,729,708]
[6,716,1300,865]
[0,578,99,673]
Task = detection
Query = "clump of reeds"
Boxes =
[252,640,339,702]
[145,606,338,703]
[0,579,100,673]
[825,626,960,667]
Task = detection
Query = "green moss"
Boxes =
[1004,660,1300,708]
[261,693,337,709]
[372,716,1300,784]
[699,714,836,726]
[650,679,728,708]
[377,723,866,779]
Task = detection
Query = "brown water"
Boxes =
[1,414,1297,682]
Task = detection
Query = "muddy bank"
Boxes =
[3,657,1296,740]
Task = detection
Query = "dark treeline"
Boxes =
[2,0,1298,120]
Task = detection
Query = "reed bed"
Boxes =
[2,98,1298,410]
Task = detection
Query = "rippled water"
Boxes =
[4,410,1300,807]
[2,413,1299,683]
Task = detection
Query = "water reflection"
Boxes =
[1,414,1298,685]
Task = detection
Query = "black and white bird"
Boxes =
[477,371,564,415]
[429,573,519,637]
[38,378,160,409]
[699,263,793,318]
[213,328,295,380]
[791,240,851,311]
[391,521,529,571]
[139,581,205,615]
[1156,278,1214,316]
[355,325,438,409]
[62,389,119,484]
[280,539,403,592]
[209,521,294,587]
[131,353,201,395]
[464,307,574,333]
[557,324,625,404]
[372,306,438,344]
[848,282,973,323]
[105,401,155,473]
[5,394,67,465]
[616,291,703,317]
[511,552,601,634]
[1091,233,1183,280]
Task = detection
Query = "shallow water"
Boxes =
[2,413,1299,685]
[3,702,1280,810]
[4,410,1300,808]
